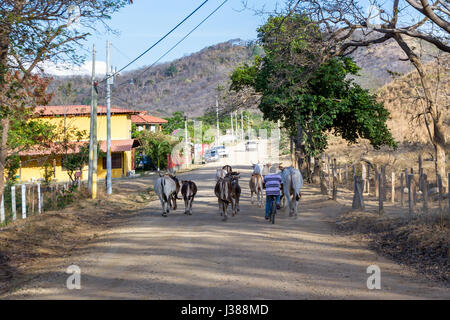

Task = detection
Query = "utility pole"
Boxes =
[277,119,281,140]
[247,114,251,141]
[235,111,238,141]
[88,45,98,199]
[106,40,112,195]
[184,115,189,168]
[240,110,244,142]
[216,96,220,146]
[230,111,234,143]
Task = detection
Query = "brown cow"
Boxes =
[181,180,197,215]
[215,172,240,221]
[249,173,263,207]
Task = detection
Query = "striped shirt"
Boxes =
[264,173,282,196]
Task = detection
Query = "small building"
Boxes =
[131,111,167,133]
[18,105,141,183]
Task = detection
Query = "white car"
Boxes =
[204,149,219,163]
[212,145,229,157]
[245,141,258,151]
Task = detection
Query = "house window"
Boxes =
[150,125,156,133]
[102,153,122,169]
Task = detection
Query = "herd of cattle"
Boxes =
[154,163,304,221]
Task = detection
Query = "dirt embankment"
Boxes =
[0,178,157,294]
[336,210,449,285]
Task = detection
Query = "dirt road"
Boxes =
[2,162,448,299]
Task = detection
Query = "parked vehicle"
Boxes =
[135,155,151,170]
[204,149,219,163]
[245,141,258,151]
[212,145,229,157]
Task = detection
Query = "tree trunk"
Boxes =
[0,116,10,204]
[290,137,295,168]
[294,122,306,173]
[394,34,447,190]
[434,120,447,191]
[312,156,321,184]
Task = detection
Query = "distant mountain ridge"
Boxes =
[48,38,434,117]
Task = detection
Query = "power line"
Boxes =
[105,0,210,81]
[116,0,229,87]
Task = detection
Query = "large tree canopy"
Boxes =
[230,14,397,160]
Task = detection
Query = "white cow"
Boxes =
[154,174,179,217]
[281,166,303,216]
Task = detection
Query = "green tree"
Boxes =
[135,131,175,171]
[162,111,185,135]
[0,1,130,200]
[230,14,396,180]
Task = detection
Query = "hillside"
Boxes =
[48,39,260,117]
[325,56,449,167]
[48,38,435,117]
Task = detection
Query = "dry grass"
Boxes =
[325,57,449,177]
[336,210,449,284]
[0,179,157,294]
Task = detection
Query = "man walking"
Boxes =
[263,172,282,220]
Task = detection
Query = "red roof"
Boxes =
[131,112,168,124]
[99,139,140,153]
[19,139,140,156]
[35,105,140,117]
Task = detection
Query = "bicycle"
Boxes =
[268,195,277,224]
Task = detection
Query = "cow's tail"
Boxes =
[290,169,300,201]
[161,178,168,202]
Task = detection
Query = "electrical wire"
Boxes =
[104,0,210,82]
[116,0,229,87]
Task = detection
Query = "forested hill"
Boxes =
[48,39,262,117]
[48,38,433,117]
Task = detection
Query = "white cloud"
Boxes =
[41,60,107,76]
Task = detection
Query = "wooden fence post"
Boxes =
[391,171,395,203]
[345,164,348,185]
[53,184,57,210]
[408,174,413,216]
[362,164,367,193]
[437,174,442,212]
[381,165,387,201]
[352,175,365,210]
[367,163,371,195]
[21,184,27,219]
[448,172,450,214]
[31,184,35,214]
[400,173,404,207]
[0,194,4,224]
[378,172,384,215]
[338,168,342,184]
[422,174,428,214]
[37,183,42,214]
[418,155,423,190]
[11,185,16,221]
[374,164,379,198]
[332,159,337,200]
[327,156,331,196]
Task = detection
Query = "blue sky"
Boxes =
[48,0,280,75]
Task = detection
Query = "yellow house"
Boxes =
[18,105,140,183]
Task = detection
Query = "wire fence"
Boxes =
[0,181,88,227]
[321,154,450,216]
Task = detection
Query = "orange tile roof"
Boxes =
[35,105,140,117]
[19,140,140,156]
[131,112,168,124]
